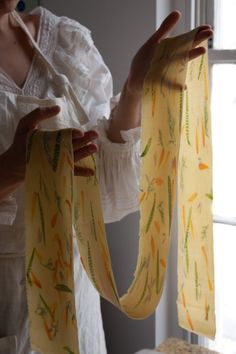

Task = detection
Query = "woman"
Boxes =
[0,1,212,353]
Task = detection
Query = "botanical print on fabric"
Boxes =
[25,30,215,354]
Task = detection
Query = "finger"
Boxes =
[74,166,95,177]
[193,29,213,47]
[74,143,98,162]
[72,130,98,150]
[195,25,212,33]
[72,129,84,139]
[18,106,60,133]
[189,46,206,61]
[147,11,181,45]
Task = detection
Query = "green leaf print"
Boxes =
[90,202,97,241]
[167,106,176,144]
[205,193,213,200]
[37,195,46,245]
[26,130,37,164]
[145,194,156,233]
[87,241,98,289]
[141,137,152,157]
[194,261,199,301]
[185,90,191,146]
[63,346,76,354]
[168,176,172,232]
[52,131,62,172]
[26,247,36,285]
[129,259,147,293]
[54,284,73,293]
[39,294,54,320]
[204,102,209,137]
[184,207,192,273]
[135,271,149,308]
[198,55,204,80]
[179,89,184,131]
[156,250,160,294]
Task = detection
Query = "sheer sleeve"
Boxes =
[0,196,17,225]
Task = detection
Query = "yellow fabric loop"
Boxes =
[25,29,215,354]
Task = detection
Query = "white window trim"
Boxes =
[173,0,236,348]
[191,0,236,349]
[209,50,236,63]
[193,0,236,219]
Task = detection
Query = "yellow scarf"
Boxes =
[25,29,215,354]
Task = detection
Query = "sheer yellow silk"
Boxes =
[25,29,215,354]
[177,42,215,338]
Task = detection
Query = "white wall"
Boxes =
[41,0,157,93]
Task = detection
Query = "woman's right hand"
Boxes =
[0,105,99,200]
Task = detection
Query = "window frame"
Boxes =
[191,0,236,349]
[156,0,236,347]
[193,0,236,226]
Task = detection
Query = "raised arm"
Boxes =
[107,11,213,143]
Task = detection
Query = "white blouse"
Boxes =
[0,6,141,225]
[0,6,141,354]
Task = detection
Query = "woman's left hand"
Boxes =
[126,10,213,97]
[107,11,213,143]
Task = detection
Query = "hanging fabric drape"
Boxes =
[177,41,215,338]
[25,29,215,354]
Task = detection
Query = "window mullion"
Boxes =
[213,215,236,227]
[193,0,213,26]
[209,49,236,63]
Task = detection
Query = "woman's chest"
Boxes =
[0,37,34,89]
[0,14,39,89]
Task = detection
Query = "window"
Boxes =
[192,1,236,352]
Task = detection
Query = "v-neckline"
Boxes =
[0,7,44,93]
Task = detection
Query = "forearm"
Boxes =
[106,80,142,143]
[0,150,22,201]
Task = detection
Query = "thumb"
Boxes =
[17,106,61,134]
